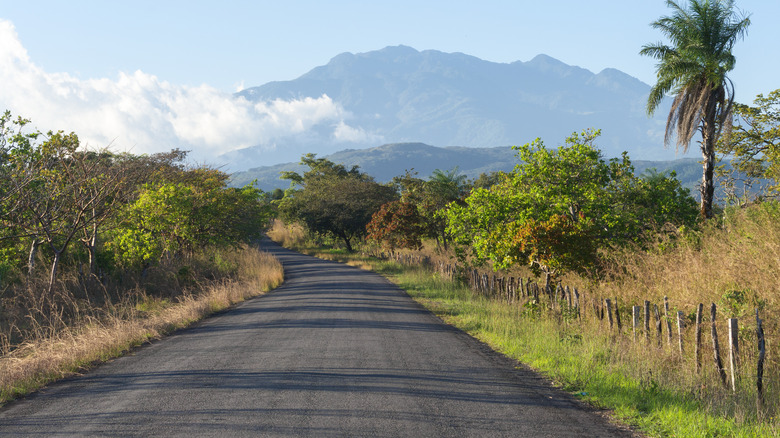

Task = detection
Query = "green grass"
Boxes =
[266,231,779,436]
[359,257,777,437]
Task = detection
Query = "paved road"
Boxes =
[0,241,633,437]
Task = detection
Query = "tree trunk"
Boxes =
[701,146,716,219]
[339,232,354,252]
[48,250,62,294]
[700,91,719,219]
[84,223,98,275]
[28,239,38,276]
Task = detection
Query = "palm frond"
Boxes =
[642,0,750,153]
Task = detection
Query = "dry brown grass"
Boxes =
[266,219,307,249]
[343,203,780,424]
[596,206,780,313]
[0,246,283,405]
[580,203,780,420]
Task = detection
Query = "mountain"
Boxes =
[229,142,517,190]
[223,46,673,170]
[229,142,703,194]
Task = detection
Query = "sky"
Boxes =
[0,0,777,167]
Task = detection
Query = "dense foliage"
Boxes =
[366,200,425,252]
[373,169,468,250]
[641,0,750,218]
[0,111,273,289]
[717,89,780,200]
[278,154,397,252]
[446,130,698,284]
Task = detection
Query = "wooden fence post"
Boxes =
[644,300,650,341]
[605,299,614,330]
[633,306,641,340]
[711,303,728,388]
[676,311,685,357]
[756,309,765,412]
[695,303,703,373]
[728,318,739,392]
[614,298,622,331]
[664,297,673,347]
[653,304,662,346]
[510,277,516,303]
[574,288,580,318]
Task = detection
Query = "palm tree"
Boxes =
[641,0,750,218]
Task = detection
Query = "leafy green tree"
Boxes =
[469,171,506,191]
[446,130,697,286]
[279,154,396,252]
[109,168,271,271]
[717,89,780,199]
[0,128,128,291]
[641,0,750,218]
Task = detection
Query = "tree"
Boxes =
[717,89,780,199]
[469,171,506,191]
[446,130,697,286]
[390,168,468,249]
[109,167,272,271]
[279,154,397,252]
[641,0,750,218]
[0,129,129,291]
[366,200,425,252]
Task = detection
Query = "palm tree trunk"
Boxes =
[700,97,719,219]
[701,147,716,219]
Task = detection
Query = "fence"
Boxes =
[377,251,769,410]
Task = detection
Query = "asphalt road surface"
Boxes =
[0,240,633,437]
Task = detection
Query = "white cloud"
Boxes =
[332,120,384,144]
[0,19,355,165]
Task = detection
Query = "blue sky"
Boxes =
[0,0,777,165]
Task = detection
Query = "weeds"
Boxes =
[0,245,283,405]
[268,205,780,436]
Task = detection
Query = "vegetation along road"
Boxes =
[0,240,633,436]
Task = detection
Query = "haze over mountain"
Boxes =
[229,142,703,195]
[223,45,674,170]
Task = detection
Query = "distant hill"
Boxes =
[229,142,517,190]
[229,142,705,194]
[223,46,674,170]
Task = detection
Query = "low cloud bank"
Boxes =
[0,19,370,166]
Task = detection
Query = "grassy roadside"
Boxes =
[275,235,776,437]
[0,246,284,406]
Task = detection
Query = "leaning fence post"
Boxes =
[756,309,766,412]
[677,311,685,357]
[728,318,739,392]
[653,304,662,346]
[711,303,728,388]
[614,298,622,331]
[695,303,703,373]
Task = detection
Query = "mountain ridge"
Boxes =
[224,45,671,170]
[229,141,700,193]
